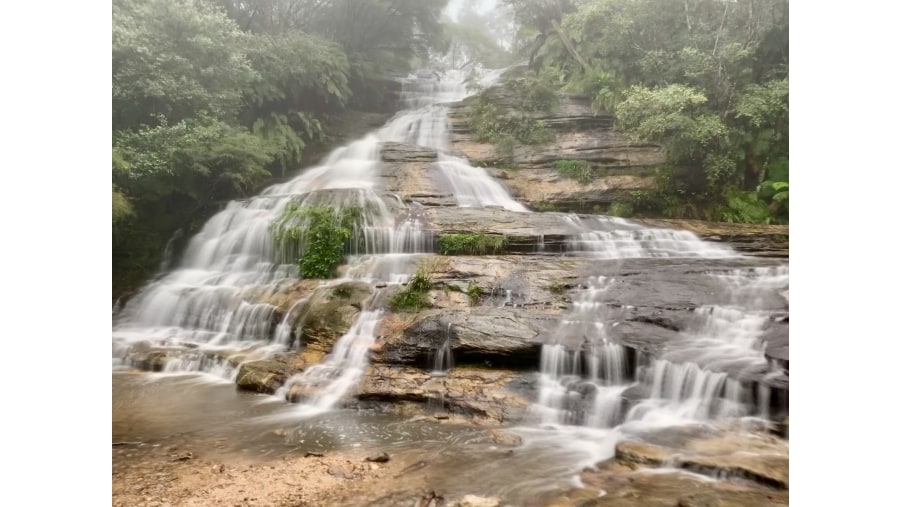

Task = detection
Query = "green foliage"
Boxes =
[533,202,561,212]
[114,117,276,201]
[508,76,560,113]
[225,0,450,76]
[607,201,633,217]
[243,30,351,111]
[468,101,554,148]
[438,234,509,256]
[113,0,258,129]
[553,159,595,184]
[617,85,730,173]
[112,0,455,295]
[758,180,789,222]
[112,186,135,224]
[466,283,483,306]
[504,0,790,223]
[389,270,433,312]
[271,204,362,279]
[719,189,775,224]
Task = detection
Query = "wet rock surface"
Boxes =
[235,359,295,394]
[608,424,789,489]
[295,281,373,352]
[380,307,546,368]
[356,365,531,423]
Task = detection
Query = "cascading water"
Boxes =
[112,69,507,390]
[430,323,455,376]
[564,214,736,258]
[529,263,788,430]
[520,235,788,490]
[385,69,528,211]
[279,309,384,417]
[530,276,630,428]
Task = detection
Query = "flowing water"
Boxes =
[113,67,788,504]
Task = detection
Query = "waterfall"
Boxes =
[529,265,788,435]
[280,309,384,417]
[531,277,630,428]
[563,215,736,258]
[111,64,537,421]
[430,322,454,377]
[384,69,527,211]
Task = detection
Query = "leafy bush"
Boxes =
[389,270,433,312]
[719,189,775,224]
[607,201,634,217]
[554,159,595,184]
[271,204,362,278]
[468,101,555,148]
[466,283,483,306]
[438,234,508,255]
[510,76,560,112]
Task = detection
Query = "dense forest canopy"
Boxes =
[112,0,788,296]
[500,0,788,222]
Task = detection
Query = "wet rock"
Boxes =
[414,491,446,507]
[581,463,788,507]
[380,142,438,162]
[489,430,522,446]
[327,465,352,479]
[426,207,580,253]
[677,490,790,507]
[614,441,669,466]
[129,350,170,372]
[235,360,293,394]
[377,142,454,207]
[357,366,531,424]
[382,307,546,368]
[609,426,789,490]
[490,166,656,212]
[297,281,373,351]
[448,495,501,507]
[365,452,390,463]
[522,488,603,507]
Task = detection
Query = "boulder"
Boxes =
[356,365,531,424]
[235,359,295,394]
[297,281,373,352]
[380,307,545,368]
[609,425,789,490]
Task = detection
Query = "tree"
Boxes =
[112,0,258,129]
[505,0,789,222]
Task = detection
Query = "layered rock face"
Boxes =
[446,76,664,212]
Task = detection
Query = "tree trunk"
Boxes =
[551,20,591,73]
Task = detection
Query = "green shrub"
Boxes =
[389,270,432,312]
[533,202,560,212]
[607,201,634,217]
[554,159,595,184]
[438,234,508,255]
[271,204,362,278]
[468,101,554,147]
[466,282,483,306]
